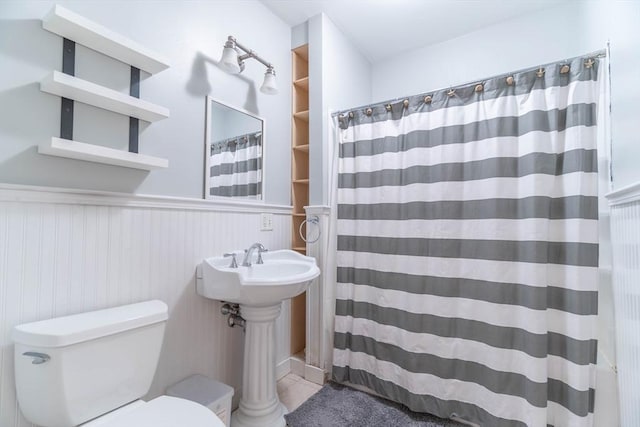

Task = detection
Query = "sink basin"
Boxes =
[196,249,320,306]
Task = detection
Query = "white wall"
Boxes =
[0,0,292,204]
[308,14,371,205]
[607,1,640,190]
[371,1,609,102]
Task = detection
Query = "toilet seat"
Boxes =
[86,395,225,427]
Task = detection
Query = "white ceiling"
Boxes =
[260,0,573,63]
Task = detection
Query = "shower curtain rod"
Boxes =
[331,49,607,118]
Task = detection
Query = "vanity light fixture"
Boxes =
[220,35,278,95]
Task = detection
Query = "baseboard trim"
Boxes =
[304,364,326,385]
[290,355,305,377]
[281,356,326,385]
[276,358,291,380]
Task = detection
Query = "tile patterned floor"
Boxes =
[277,373,323,412]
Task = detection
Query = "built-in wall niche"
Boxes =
[291,44,309,356]
[38,5,171,170]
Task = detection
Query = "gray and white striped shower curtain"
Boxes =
[333,56,600,427]
[209,132,262,198]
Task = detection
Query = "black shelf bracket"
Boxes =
[60,38,75,140]
[129,66,140,153]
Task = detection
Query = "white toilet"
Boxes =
[12,300,225,427]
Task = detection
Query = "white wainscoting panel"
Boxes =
[608,183,640,427]
[303,205,332,375]
[0,186,292,426]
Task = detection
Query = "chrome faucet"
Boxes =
[242,243,267,267]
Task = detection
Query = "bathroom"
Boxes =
[0,0,638,426]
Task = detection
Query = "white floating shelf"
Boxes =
[39,137,169,170]
[41,71,169,122]
[42,5,170,74]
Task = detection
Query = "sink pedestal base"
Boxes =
[231,303,287,427]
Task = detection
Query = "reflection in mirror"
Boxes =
[205,96,264,200]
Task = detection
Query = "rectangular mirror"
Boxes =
[205,96,264,200]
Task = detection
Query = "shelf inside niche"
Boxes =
[293,110,309,122]
[293,179,309,184]
[42,5,170,74]
[294,76,309,91]
[292,144,309,153]
[41,71,169,122]
[39,137,168,170]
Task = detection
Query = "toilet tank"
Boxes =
[12,300,168,427]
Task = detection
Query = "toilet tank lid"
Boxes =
[12,300,168,348]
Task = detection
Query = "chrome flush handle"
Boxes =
[23,352,50,365]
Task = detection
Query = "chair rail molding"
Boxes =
[0,184,292,214]
[606,181,640,206]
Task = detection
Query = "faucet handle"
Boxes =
[257,247,268,264]
[223,253,238,268]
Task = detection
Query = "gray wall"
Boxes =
[0,0,291,204]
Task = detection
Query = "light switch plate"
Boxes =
[260,213,273,231]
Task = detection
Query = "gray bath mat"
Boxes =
[284,382,467,427]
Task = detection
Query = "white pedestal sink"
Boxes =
[196,249,320,427]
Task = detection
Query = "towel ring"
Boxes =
[299,215,321,244]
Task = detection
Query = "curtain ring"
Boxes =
[506,76,515,85]
[447,89,455,97]
[402,99,410,109]
[385,104,392,112]
[365,107,373,116]
[584,58,595,69]
[424,95,432,104]
[536,68,545,78]
[474,84,484,93]
[348,111,354,119]
[560,64,570,74]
